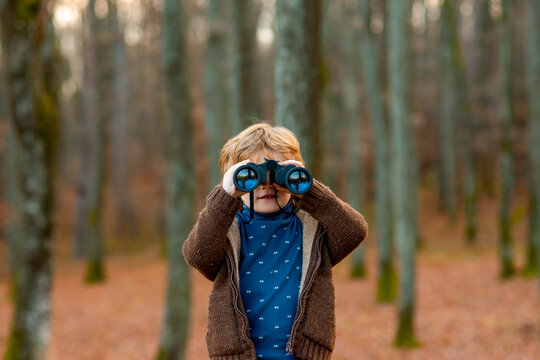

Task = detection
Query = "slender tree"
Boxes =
[343,1,366,278]
[108,0,137,237]
[321,0,344,192]
[229,0,260,131]
[443,0,478,244]
[472,0,496,198]
[275,0,323,178]
[157,0,194,358]
[522,0,539,278]
[438,4,458,221]
[83,0,108,283]
[528,0,540,286]
[387,0,418,347]
[497,0,516,279]
[3,120,24,302]
[357,0,395,301]
[0,2,60,358]
[205,0,231,187]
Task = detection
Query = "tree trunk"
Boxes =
[157,0,194,359]
[3,121,24,302]
[275,0,323,179]
[229,0,260,131]
[321,0,344,191]
[83,0,107,284]
[357,0,395,301]
[438,5,458,222]
[0,2,60,358]
[205,0,231,187]
[497,0,516,279]
[387,0,419,347]
[472,0,497,199]
[527,0,540,288]
[343,0,366,279]
[108,0,137,238]
[443,0,478,244]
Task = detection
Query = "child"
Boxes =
[183,123,368,360]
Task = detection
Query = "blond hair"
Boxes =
[219,122,304,175]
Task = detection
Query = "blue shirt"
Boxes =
[237,201,303,359]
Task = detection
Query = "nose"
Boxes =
[260,171,272,187]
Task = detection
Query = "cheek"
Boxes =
[240,193,250,204]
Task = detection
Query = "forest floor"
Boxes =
[1,193,540,359]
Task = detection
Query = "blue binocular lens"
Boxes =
[235,168,259,192]
[287,169,311,194]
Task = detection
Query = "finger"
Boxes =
[273,183,290,193]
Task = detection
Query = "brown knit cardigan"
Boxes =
[182,179,368,360]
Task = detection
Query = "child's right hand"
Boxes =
[222,159,251,198]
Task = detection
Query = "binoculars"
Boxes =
[233,159,313,195]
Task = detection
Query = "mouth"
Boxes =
[257,194,276,200]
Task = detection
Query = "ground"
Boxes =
[1,194,540,359]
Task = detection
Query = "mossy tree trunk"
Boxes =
[3,120,24,302]
[357,0,395,301]
[528,0,540,285]
[343,0,366,279]
[443,0,478,244]
[205,0,231,187]
[156,0,194,359]
[83,0,108,284]
[0,1,60,358]
[497,0,516,279]
[275,0,323,179]
[387,0,419,348]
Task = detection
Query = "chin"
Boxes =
[254,202,281,213]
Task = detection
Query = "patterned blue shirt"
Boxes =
[237,201,303,359]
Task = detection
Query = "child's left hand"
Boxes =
[273,160,307,197]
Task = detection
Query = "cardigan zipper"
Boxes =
[286,230,325,354]
[226,250,255,350]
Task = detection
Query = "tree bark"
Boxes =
[343,0,366,279]
[205,0,231,187]
[229,0,260,131]
[157,0,194,358]
[497,0,516,279]
[387,0,419,347]
[527,0,540,289]
[0,2,60,358]
[275,0,323,179]
[438,5,458,222]
[443,0,478,244]
[357,0,395,301]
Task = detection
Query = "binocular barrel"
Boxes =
[233,160,313,195]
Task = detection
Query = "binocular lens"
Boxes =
[288,170,311,193]
[235,168,259,191]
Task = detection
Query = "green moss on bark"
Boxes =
[377,264,397,303]
[3,327,23,360]
[85,259,106,284]
[394,305,420,348]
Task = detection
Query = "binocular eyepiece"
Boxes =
[233,159,313,195]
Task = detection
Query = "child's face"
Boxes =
[240,152,292,213]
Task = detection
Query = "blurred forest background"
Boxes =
[1,0,540,359]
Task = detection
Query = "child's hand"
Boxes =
[222,160,251,198]
[273,159,307,197]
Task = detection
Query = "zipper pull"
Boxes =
[286,341,293,354]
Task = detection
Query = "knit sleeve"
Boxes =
[182,184,244,280]
[294,179,368,266]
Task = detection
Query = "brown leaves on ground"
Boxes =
[0,193,539,359]
[0,243,539,360]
